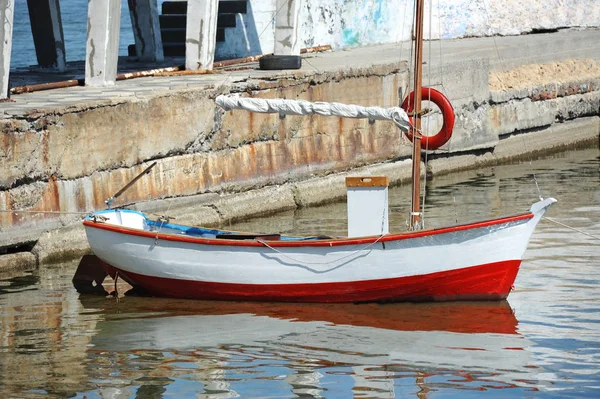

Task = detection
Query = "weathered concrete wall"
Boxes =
[216,0,600,58]
[0,64,411,249]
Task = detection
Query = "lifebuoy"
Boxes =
[401,87,455,150]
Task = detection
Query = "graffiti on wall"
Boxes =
[215,0,600,58]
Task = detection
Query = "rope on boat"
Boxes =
[153,202,175,245]
[256,235,386,268]
[542,217,600,240]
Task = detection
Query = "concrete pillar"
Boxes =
[26,0,66,71]
[85,0,121,86]
[274,0,301,55]
[185,0,218,70]
[127,0,163,62]
[0,0,15,99]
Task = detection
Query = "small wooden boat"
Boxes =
[82,0,556,303]
[83,197,555,302]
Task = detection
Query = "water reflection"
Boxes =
[0,272,538,399]
[82,299,534,398]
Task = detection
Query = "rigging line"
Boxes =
[482,0,541,202]
[436,0,448,97]
[480,0,507,74]
[516,120,542,198]
[542,217,600,241]
[408,0,416,96]
[398,0,410,88]
[153,200,174,245]
[216,0,294,90]
[301,55,320,73]
[533,174,543,201]
[421,0,434,228]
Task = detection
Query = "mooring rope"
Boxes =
[542,217,600,240]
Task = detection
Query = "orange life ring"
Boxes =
[401,87,455,150]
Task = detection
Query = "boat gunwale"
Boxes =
[83,212,534,248]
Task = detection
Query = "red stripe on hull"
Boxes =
[113,260,521,303]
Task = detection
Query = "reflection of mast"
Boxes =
[196,356,236,399]
[285,364,323,397]
[97,386,135,398]
[351,365,395,398]
[416,371,430,399]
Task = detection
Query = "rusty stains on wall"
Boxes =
[0,66,408,235]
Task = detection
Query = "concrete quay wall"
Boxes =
[1,44,600,269]
[0,65,411,249]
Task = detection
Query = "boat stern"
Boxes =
[85,209,148,229]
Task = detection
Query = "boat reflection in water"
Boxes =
[83,296,543,398]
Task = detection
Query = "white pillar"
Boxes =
[185,0,218,71]
[27,0,66,71]
[0,0,15,99]
[127,0,163,62]
[85,0,121,86]
[274,0,301,56]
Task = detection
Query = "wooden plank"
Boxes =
[345,176,389,188]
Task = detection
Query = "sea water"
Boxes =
[10,0,168,69]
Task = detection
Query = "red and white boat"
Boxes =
[83,196,555,302]
[82,0,556,303]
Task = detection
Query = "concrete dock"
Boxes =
[4,29,599,116]
[1,28,599,270]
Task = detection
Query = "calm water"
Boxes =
[10,0,169,69]
[0,148,598,398]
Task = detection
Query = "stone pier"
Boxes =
[85,0,121,86]
[185,0,219,70]
[27,0,66,71]
[274,0,301,56]
[127,0,164,62]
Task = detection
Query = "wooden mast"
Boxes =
[409,0,425,230]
